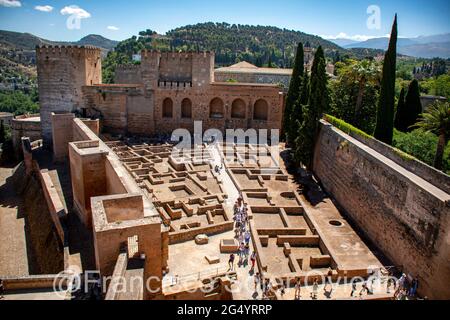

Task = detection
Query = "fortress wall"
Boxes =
[313,121,450,300]
[115,65,143,84]
[82,85,144,135]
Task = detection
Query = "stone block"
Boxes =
[195,234,209,245]
[205,255,220,265]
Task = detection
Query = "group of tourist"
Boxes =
[392,273,419,300]
[228,194,257,273]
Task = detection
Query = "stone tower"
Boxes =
[36,46,102,146]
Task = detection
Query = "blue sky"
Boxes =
[0,0,449,41]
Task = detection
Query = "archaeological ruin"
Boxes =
[0,45,449,301]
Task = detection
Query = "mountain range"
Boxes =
[329,33,450,58]
[0,30,118,52]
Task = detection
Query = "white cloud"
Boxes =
[35,5,53,12]
[107,26,119,31]
[0,0,21,7]
[60,5,91,19]
[320,32,390,42]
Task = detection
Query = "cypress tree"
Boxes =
[0,121,5,144]
[288,68,310,145]
[283,43,304,143]
[404,79,423,131]
[394,88,407,132]
[295,46,329,169]
[374,14,398,144]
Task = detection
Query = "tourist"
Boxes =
[238,233,244,245]
[239,242,246,257]
[244,243,250,259]
[294,278,301,300]
[0,279,4,300]
[263,279,271,299]
[410,278,419,297]
[228,254,235,271]
[324,270,333,295]
[387,277,394,294]
[280,281,286,298]
[250,251,257,270]
[350,281,357,297]
[311,278,319,300]
[359,282,368,298]
[244,230,251,245]
[254,273,260,292]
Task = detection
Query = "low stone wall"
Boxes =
[11,114,41,157]
[169,221,234,244]
[2,274,69,292]
[313,120,450,299]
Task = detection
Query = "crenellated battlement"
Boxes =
[141,50,214,60]
[116,64,142,70]
[36,45,102,58]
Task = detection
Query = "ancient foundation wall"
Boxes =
[313,121,450,300]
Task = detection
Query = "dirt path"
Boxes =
[0,166,30,276]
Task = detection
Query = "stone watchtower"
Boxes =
[36,46,102,146]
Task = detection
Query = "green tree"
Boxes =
[283,43,304,143]
[295,46,329,168]
[404,79,423,132]
[330,59,380,134]
[289,68,310,149]
[394,88,407,131]
[413,101,450,170]
[374,14,398,145]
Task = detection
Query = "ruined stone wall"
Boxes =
[313,121,450,299]
[36,46,102,145]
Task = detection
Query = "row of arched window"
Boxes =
[162,97,269,121]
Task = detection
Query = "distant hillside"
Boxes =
[345,37,419,50]
[342,33,450,58]
[75,35,118,50]
[329,39,359,47]
[163,22,347,66]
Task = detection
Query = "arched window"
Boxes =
[209,98,224,119]
[253,99,269,121]
[231,99,246,119]
[181,98,192,119]
[162,98,173,118]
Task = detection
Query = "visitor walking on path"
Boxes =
[254,272,260,292]
[350,281,357,297]
[250,251,257,271]
[228,254,235,272]
[0,279,4,300]
[311,278,319,299]
[294,278,301,300]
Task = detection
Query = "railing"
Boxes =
[158,80,193,88]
